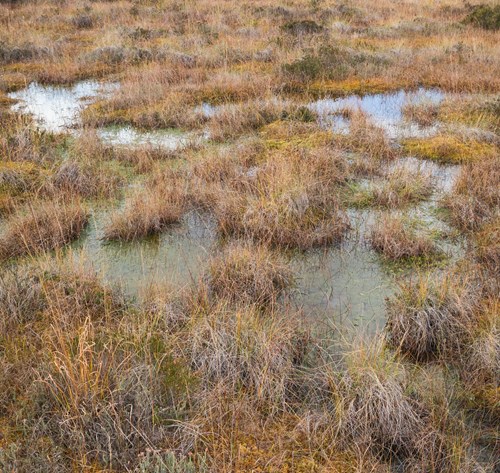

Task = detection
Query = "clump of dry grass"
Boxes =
[461,300,499,414]
[402,101,439,127]
[208,241,293,308]
[349,166,434,208]
[386,272,480,360]
[0,259,124,332]
[47,160,122,199]
[214,146,351,249]
[439,95,500,135]
[30,310,192,470]
[335,339,447,467]
[342,111,396,166]
[192,137,263,186]
[0,257,193,471]
[207,99,314,141]
[373,167,433,207]
[474,219,500,277]
[69,128,114,162]
[0,160,45,196]
[0,200,88,260]
[442,155,500,231]
[0,266,46,332]
[0,111,61,165]
[40,260,126,326]
[236,200,350,250]
[183,302,310,409]
[103,174,187,241]
[113,144,189,173]
[369,214,437,261]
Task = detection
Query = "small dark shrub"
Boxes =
[283,45,377,82]
[72,14,94,29]
[281,19,324,35]
[463,4,500,31]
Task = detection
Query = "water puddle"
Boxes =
[8,81,193,150]
[71,207,393,333]
[72,211,217,296]
[8,81,118,133]
[97,126,193,150]
[292,243,393,333]
[309,87,444,139]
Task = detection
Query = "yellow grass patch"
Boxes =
[403,135,498,164]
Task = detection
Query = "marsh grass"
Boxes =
[402,100,440,127]
[386,272,480,361]
[47,160,123,199]
[103,173,188,241]
[2,0,500,470]
[340,112,396,177]
[403,134,498,164]
[337,340,448,467]
[369,214,438,261]
[0,111,62,165]
[211,145,351,249]
[348,166,434,208]
[207,99,315,141]
[182,301,311,409]
[462,300,499,414]
[0,200,88,261]
[207,241,293,309]
[0,265,46,331]
[474,219,499,275]
[441,155,499,231]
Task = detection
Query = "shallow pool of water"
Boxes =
[68,205,396,332]
[8,81,194,150]
[98,126,193,150]
[309,87,444,139]
[8,81,118,133]
[71,211,217,296]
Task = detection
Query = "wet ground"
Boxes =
[309,87,444,138]
[8,81,465,333]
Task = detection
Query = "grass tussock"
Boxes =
[0,266,46,332]
[214,146,351,249]
[336,340,447,467]
[369,214,438,261]
[341,112,396,175]
[386,272,480,360]
[0,200,88,261]
[183,302,310,409]
[462,300,499,414]
[0,111,62,165]
[47,160,122,199]
[348,166,434,208]
[104,188,186,241]
[474,219,500,275]
[402,100,440,127]
[207,241,293,308]
[442,155,500,231]
[207,99,315,142]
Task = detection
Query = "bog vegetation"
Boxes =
[0,0,498,471]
